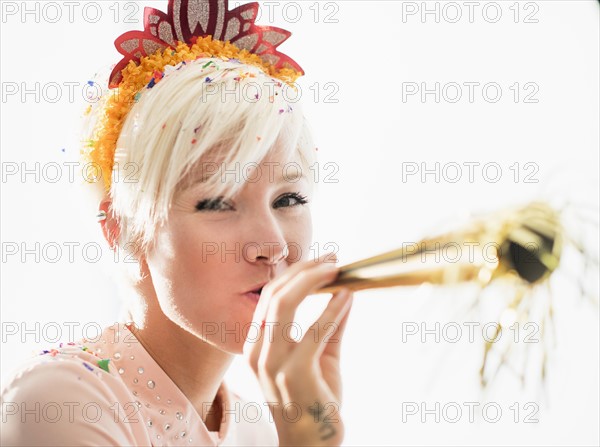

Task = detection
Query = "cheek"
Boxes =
[147,223,228,312]
[167,223,231,288]
[287,210,313,262]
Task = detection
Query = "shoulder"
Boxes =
[2,349,119,403]
[1,347,144,446]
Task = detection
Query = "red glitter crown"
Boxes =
[108,0,304,88]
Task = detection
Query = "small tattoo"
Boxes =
[308,401,339,441]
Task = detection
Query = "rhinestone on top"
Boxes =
[147,380,155,389]
[176,412,183,420]
[138,367,144,374]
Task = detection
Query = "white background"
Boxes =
[1,1,599,445]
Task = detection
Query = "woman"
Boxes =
[0,1,354,445]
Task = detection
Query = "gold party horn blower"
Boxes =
[317,201,562,292]
[316,201,566,387]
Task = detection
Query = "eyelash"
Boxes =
[195,192,309,212]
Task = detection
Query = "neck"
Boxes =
[122,278,235,432]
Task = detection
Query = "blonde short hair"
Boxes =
[83,58,317,281]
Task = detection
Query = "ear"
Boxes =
[98,197,120,251]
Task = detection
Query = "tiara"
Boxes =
[82,0,304,192]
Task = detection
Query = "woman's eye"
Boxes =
[195,193,308,212]
[274,192,309,209]
[195,197,232,212]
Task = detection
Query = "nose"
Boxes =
[244,211,289,266]
[255,245,288,265]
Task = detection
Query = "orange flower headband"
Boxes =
[81,0,304,192]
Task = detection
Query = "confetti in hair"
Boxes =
[81,37,302,192]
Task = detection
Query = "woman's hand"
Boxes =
[243,253,354,446]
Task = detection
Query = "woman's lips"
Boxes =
[243,282,267,303]
[243,291,261,302]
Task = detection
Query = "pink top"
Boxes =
[1,322,278,446]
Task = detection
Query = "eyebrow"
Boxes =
[187,169,307,187]
[275,170,306,184]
